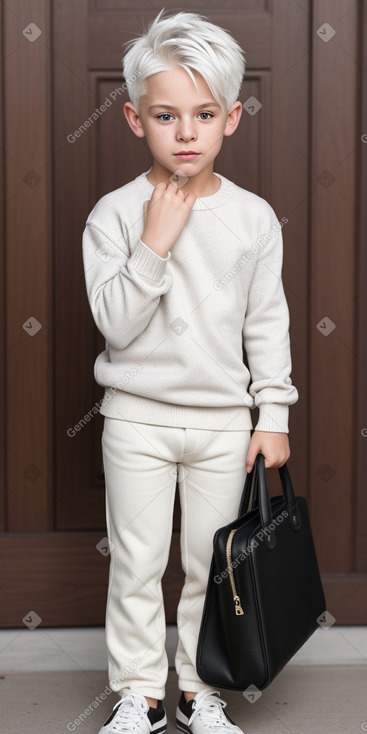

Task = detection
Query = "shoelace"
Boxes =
[188,690,233,730]
[110,692,150,732]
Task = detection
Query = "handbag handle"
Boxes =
[239,458,259,515]
[238,453,302,549]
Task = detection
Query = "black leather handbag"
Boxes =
[196,452,326,691]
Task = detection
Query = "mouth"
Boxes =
[174,152,201,160]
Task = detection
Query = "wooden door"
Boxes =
[1,0,366,626]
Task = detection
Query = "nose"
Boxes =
[176,116,198,142]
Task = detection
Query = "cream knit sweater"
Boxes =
[82,168,299,432]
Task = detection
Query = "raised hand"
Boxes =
[141,181,197,258]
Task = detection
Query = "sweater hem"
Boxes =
[99,389,254,431]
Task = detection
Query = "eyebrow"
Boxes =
[148,102,220,110]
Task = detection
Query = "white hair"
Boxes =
[121,8,246,116]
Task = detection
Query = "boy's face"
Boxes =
[124,65,242,182]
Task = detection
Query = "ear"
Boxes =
[223,101,243,137]
[123,102,146,139]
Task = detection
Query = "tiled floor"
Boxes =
[1,665,367,734]
[0,626,366,733]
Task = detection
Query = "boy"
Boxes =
[82,9,299,734]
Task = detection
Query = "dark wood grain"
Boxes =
[0,0,365,626]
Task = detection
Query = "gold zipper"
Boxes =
[225,528,244,615]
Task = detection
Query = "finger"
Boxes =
[167,181,188,195]
[165,182,181,193]
[165,183,187,198]
[245,451,257,474]
[151,182,167,196]
[183,192,197,206]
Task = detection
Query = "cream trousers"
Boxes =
[101,416,252,699]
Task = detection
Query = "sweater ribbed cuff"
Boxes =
[254,403,289,433]
[129,238,171,282]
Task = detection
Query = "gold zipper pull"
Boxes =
[226,529,245,616]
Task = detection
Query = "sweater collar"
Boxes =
[137,168,233,211]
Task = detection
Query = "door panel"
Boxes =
[1,0,365,626]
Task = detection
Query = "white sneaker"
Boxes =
[176,689,244,733]
[98,689,167,733]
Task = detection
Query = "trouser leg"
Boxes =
[174,427,252,692]
[101,416,181,700]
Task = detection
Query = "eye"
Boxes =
[155,112,214,122]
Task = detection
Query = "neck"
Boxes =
[146,162,220,197]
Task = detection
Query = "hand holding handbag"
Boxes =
[196,452,326,691]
